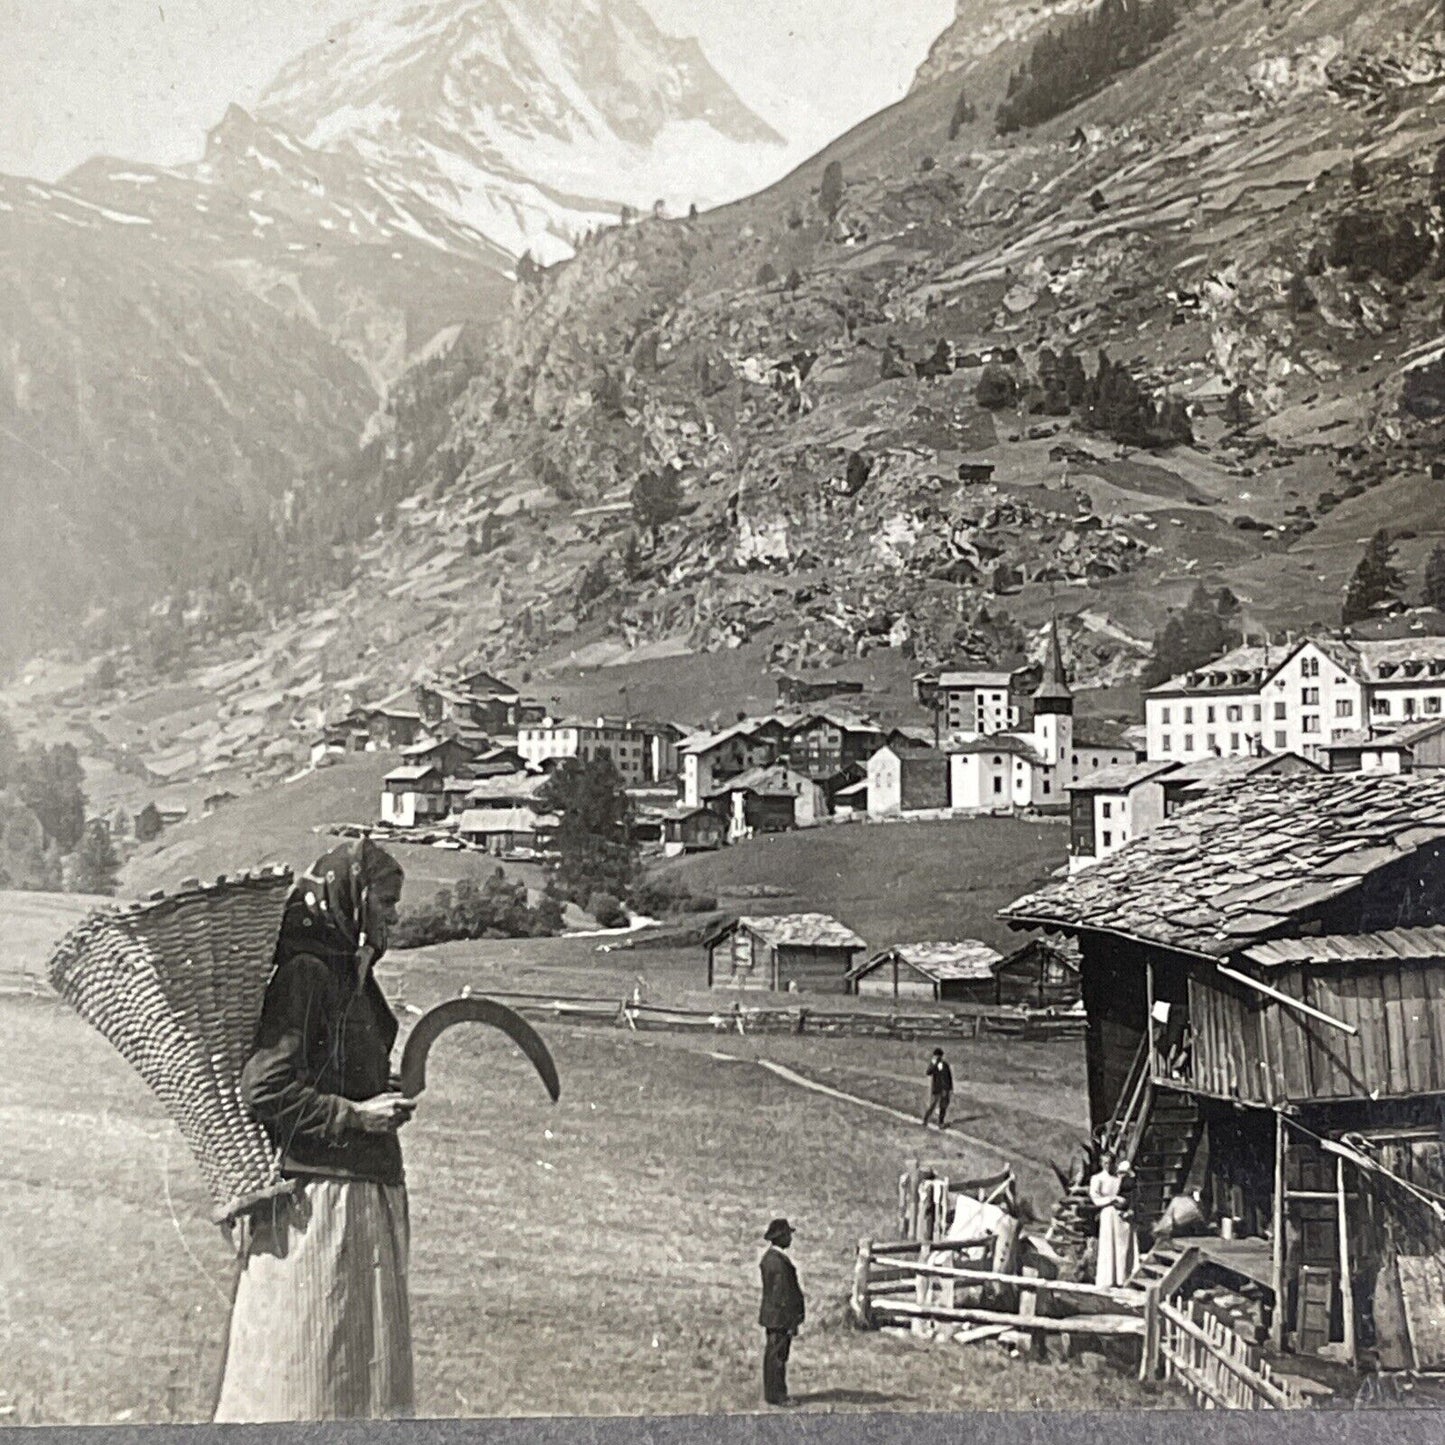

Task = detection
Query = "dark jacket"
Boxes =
[239,950,404,1186]
[928,1058,954,1095]
[759,1246,805,1330]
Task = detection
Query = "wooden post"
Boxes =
[1271,1110,1286,1351]
[851,1238,875,1328]
[903,1159,922,1241]
[1337,1155,1356,1367]
[1141,1283,1160,1381]
[1146,960,1157,1082]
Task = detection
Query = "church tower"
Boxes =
[1031,616,1074,769]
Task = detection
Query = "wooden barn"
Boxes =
[658,804,724,856]
[705,914,866,993]
[1001,772,1445,1386]
[847,941,1003,1002]
[992,934,1082,1008]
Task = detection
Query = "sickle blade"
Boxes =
[400,997,560,1102]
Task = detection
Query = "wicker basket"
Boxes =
[48,867,295,1224]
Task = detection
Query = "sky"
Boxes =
[0,0,957,182]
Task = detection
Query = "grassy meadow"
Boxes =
[0,910,1179,1424]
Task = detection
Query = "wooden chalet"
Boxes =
[993,934,1082,1008]
[658,804,724,855]
[400,736,479,778]
[848,941,1003,1003]
[367,704,423,750]
[1001,772,1445,1388]
[705,914,866,992]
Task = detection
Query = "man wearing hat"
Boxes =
[923,1047,953,1129]
[758,1217,805,1407]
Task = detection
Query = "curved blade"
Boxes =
[399,997,560,1102]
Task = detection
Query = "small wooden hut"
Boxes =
[847,941,1003,1002]
[705,914,866,992]
[992,934,1082,1008]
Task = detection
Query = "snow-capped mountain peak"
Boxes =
[257,0,788,262]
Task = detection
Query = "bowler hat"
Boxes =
[764,1217,794,1243]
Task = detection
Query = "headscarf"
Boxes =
[275,837,405,976]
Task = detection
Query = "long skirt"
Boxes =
[214,1177,414,1422]
[1094,1202,1138,1288]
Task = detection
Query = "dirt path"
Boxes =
[722,1054,1063,1173]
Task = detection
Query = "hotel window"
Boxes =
[1373,697,1391,716]
[1206,733,1217,753]
[1206,706,1216,723]
[1335,699,1353,717]
[1102,801,1113,818]
[1102,831,1113,848]
[1406,697,1418,716]
[1428,697,1443,715]
[1301,687,1319,705]
[1302,715,1320,733]
[1302,657,1319,678]
[1161,735,1172,752]
[1230,732,1241,752]
[1160,707,1172,725]
[1274,702,1287,720]
[1184,734,1195,752]
[1226,705,1242,723]
[1253,705,1262,722]
[1275,730,1287,749]
[1184,707,1194,724]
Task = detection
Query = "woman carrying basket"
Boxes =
[214,838,417,1422]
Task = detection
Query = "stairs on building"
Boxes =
[1129,1091,1203,1229]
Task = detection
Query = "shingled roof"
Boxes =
[714,914,866,951]
[1000,773,1445,958]
[850,940,1004,983]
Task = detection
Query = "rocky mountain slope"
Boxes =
[12,0,1445,809]
[269,0,1440,687]
[258,0,787,263]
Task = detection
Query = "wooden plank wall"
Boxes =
[1267,962,1445,1102]
[1187,972,1269,1104]
[776,944,853,994]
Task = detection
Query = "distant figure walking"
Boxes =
[922,1048,953,1129]
[758,1218,805,1408]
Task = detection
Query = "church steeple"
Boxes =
[1033,615,1074,716]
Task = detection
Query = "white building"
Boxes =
[1145,638,1445,764]
[517,716,652,784]
[945,620,1137,814]
[678,721,781,807]
[380,764,447,827]
[1067,761,1177,873]
[934,670,1020,735]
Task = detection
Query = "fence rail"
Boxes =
[458,991,1085,1042]
[1157,1297,1308,1409]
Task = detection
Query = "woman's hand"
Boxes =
[350,1093,417,1134]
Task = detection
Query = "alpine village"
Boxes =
[7,0,1445,1425]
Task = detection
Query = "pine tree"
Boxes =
[1140,586,1244,688]
[535,755,637,905]
[1342,529,1405,626]
[1423,542,1445,611]
[68,819,120,896]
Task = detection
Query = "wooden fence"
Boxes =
[1156,1296,1311,1409]
[850,1237,1145,1342]
[463,991,1085,1042]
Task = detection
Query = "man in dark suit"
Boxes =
[923,1047,954,1128]
[758,1217,805,1407]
